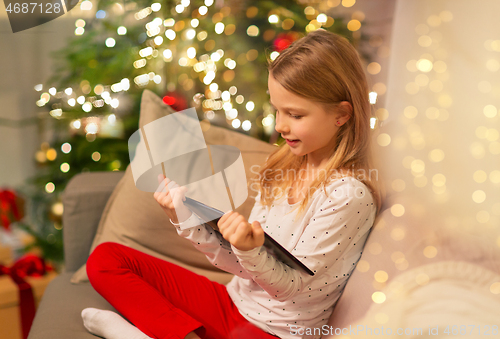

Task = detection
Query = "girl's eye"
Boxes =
[275,109,301,119]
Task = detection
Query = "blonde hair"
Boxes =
[257,29,383,216]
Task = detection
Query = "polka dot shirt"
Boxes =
[174,176,376,339]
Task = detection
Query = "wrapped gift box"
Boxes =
[0,271,58,339]
[0,244,13,266]
[1,227,39,262]
[1,226,57,338]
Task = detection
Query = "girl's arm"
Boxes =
[228,179,376,302]
[153,175,252,278]
[171,191,270,279]
[172,214,252,278]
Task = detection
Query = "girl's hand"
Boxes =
[154,174,192,224]
[217,211,265,251]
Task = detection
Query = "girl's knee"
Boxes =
[86,242,123,277]
[89,241,119,260]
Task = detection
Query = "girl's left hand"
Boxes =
[218,211,265,251]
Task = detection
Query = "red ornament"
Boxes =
[0,189,22,231]
[162,91,188,112]
[273,32,299,52]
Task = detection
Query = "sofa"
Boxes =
[28,90,500,339]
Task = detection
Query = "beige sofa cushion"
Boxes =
[71,89,276,284]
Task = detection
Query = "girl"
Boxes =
[81,29,382,339]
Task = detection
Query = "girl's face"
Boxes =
[268,73,346,167]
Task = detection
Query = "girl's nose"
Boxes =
[274,112,289,134]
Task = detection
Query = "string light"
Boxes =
[151,3,161,12]
[116,26,127,35]
[61,143,72,153]
[45,182,55,194]
[82,102,92,112]
[92,152,101,161]
[242,120,251,131]
[51,202,64,216]
[60,163,70,173]
[71,120,81,129]
[198,6,208,15]
[231,119,241,128]
[46,148,57,161]
[268,14,279,24]
[80,0,92,10]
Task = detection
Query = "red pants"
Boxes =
[86,242,279,339]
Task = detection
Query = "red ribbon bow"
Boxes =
[0,254,53,339]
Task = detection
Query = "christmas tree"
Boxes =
[22,0,375,268]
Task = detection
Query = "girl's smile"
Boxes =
[285,139,300,147]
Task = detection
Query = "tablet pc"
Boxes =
[183,197,314,276]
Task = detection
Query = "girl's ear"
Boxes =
[336,101,352,126]
[339,101,353,116]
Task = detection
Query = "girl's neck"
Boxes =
[300,158,351,181]
[297,161,326,182]
[304,155,328,171]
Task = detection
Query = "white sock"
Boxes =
[81,307,153,339]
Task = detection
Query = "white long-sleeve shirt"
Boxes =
[173,176,377,339]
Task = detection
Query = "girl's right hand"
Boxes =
[154,174,192,224]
